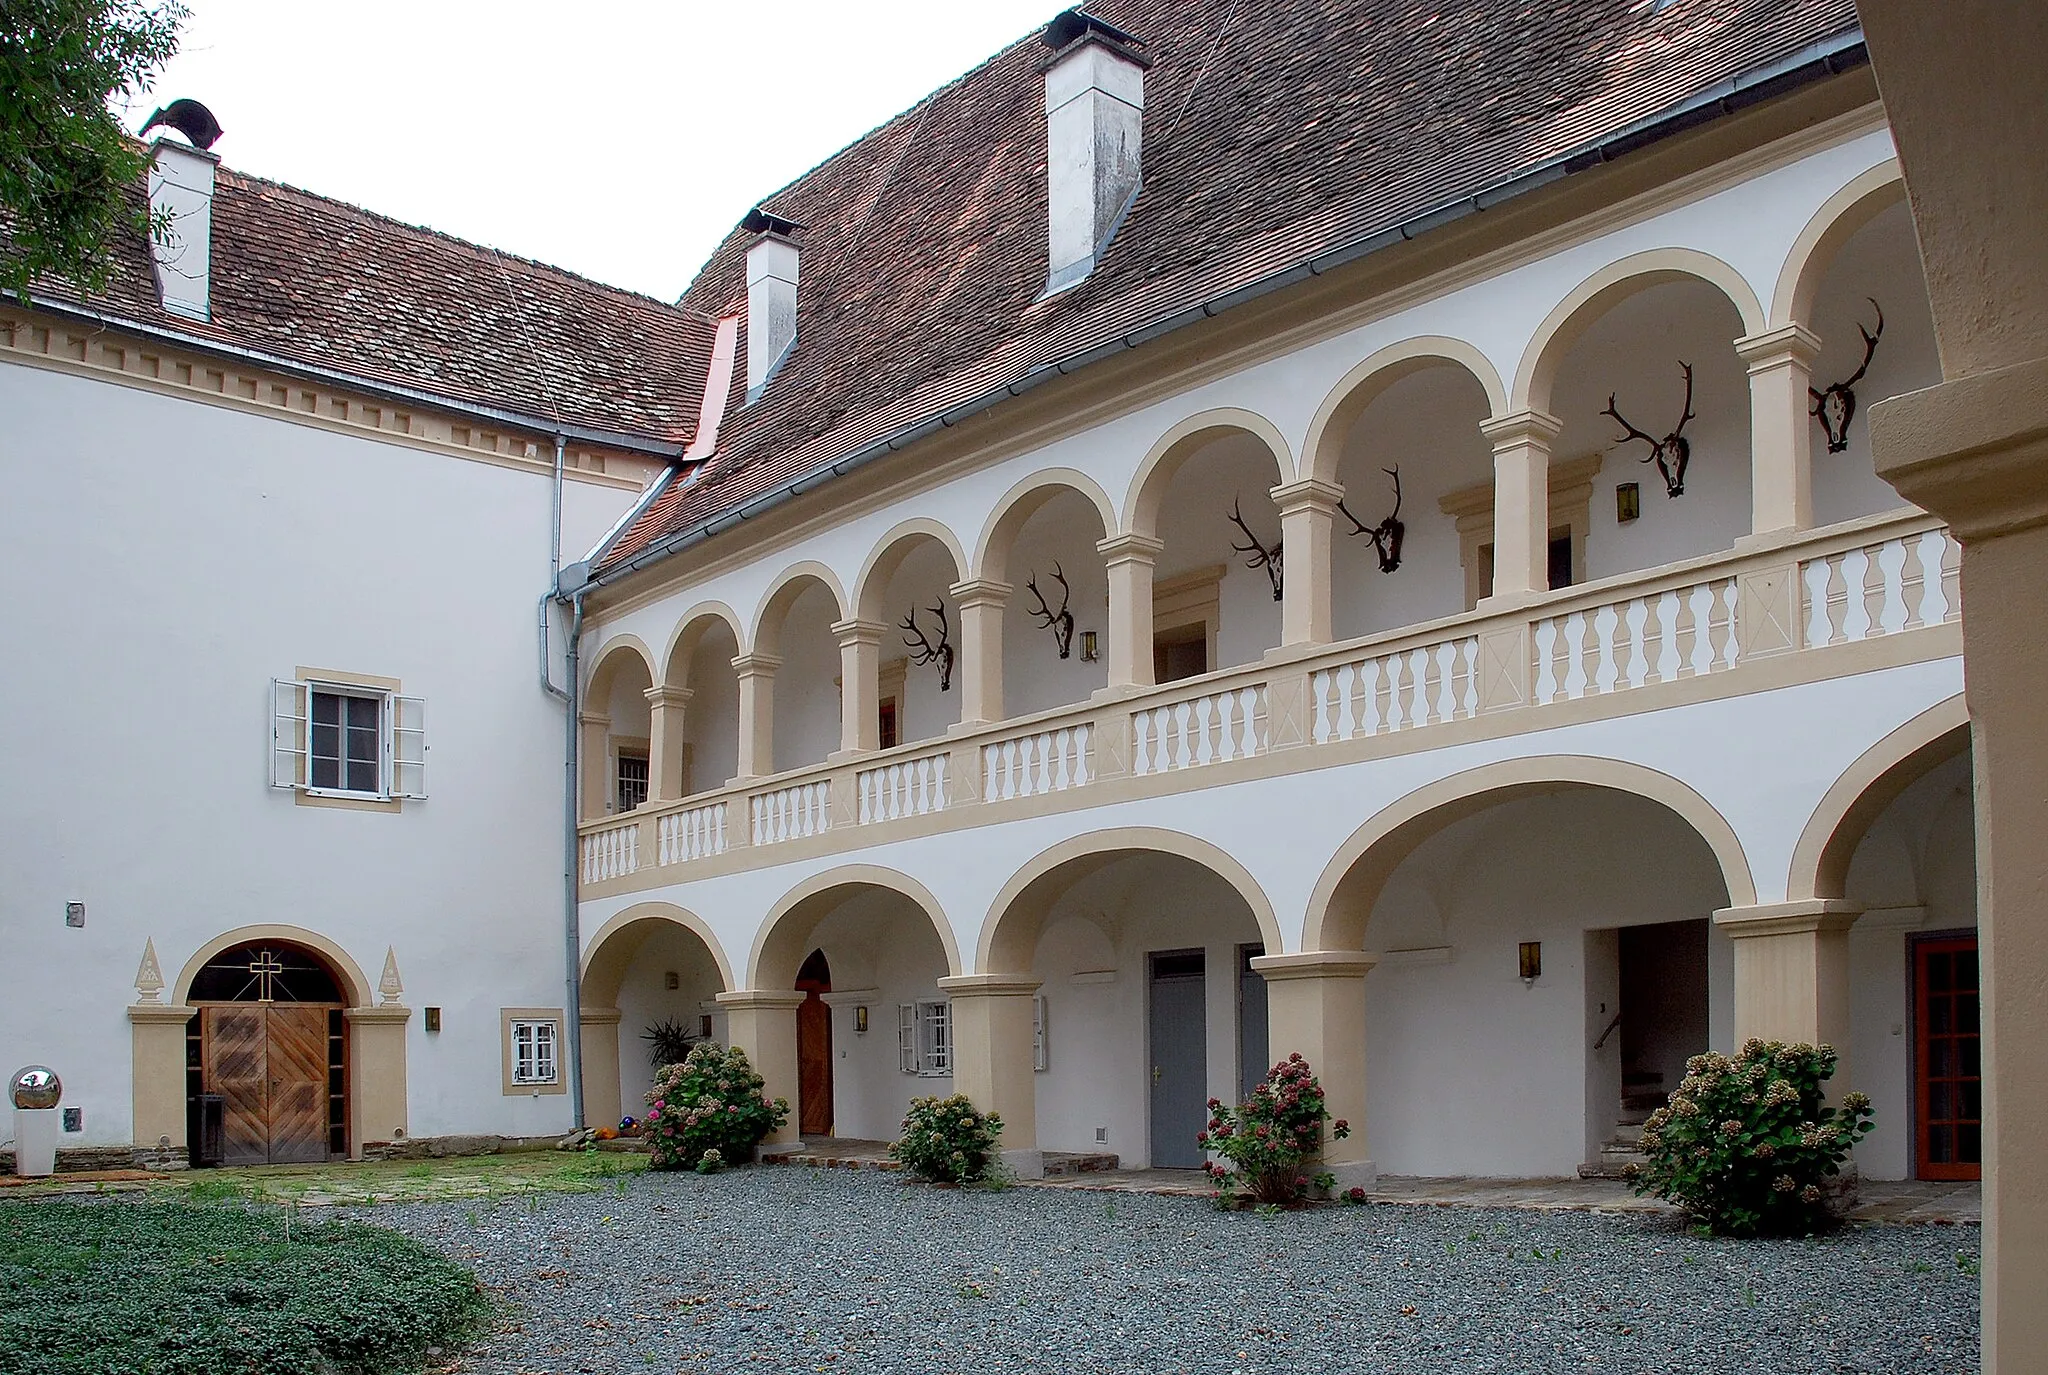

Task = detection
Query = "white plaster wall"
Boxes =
[683,624,741,793]
[1154,433,1286,670]
[878,539,962,745]
[0,364,641,1148]
[612,924,725,1119]
[1004,490,1109,716]
[772,582,841,773]
[807,900,953,1140]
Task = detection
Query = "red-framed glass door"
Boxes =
[1914,936,1981,1181]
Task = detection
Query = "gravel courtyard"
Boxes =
[351,1167,1979,1375]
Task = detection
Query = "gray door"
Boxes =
[1238,943,1269,1101]
[1149,950,1208,1169]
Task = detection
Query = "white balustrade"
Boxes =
[1131,683,1269,776]
[982,723,1093,802]
[657,800,727,865]
[1312,636,1479,744]
[1801,528,1961,648]
[579,818,639,883]
[857,751,950,823]
[1531,577,1739,705]
[750,779,832,846]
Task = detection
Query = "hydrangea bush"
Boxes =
[1199,1053,1350,1208]
[642,1042,788,1173]
[1629,1038,1873,1237]
[890,1094,1004,1184]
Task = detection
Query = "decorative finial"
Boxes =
[135,938,164,1004]
[378,947,404,1004]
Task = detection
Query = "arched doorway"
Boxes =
[188,940,349,1165]
[796,950,834,1135]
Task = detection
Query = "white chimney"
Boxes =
[147,138,218,322]
[742,207,803,403]
[1041,10,1150,296]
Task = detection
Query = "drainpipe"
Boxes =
[562,586,587,1129]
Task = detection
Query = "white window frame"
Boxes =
[615,750,650,813]
[898,999,952,1077]
[510,1018,559,1086]
[272,678,427,800]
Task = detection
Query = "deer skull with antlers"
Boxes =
[899,602,954,690]
[1025,564,1076,659]
[1603,362,1696,498]
[1228,497,1284,600]
[1810,298,1884,454]
[1337,466,1406,573]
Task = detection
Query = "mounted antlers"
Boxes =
[1228,497,1284,600]
[1337,466,1406,573]
[899,602,954,690]
[1025,564,1076,659]
[1810,298,1884,454]
[1603,362,1696,498]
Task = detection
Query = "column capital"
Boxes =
[128,1003,198,1025]
[1479,409,1564,447]
[643,684,694,709]
[343,1005,413,1025]
[731,651,784,678]
[577,709,612,728]
[1871,353,2048,540]
[1269,476,1346,514]
[1735,323,1823,369]
[831,616,889,648]
[937,974,1045,998]
[949,577,1015,609]
[1096,531,1166,564]
[715,989,810,1011]
[578,1005,624,1026]
[1713,899,1864,937]
[1249,951,1379,981]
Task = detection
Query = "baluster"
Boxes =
[1621,599,1648,689]
[1874,539,1911,635]
[1589,603,1619,694]
[1653,591,1681,683]
[1840,548,1874,641]
[1909,530,1945,627]
[1940,531,1962,620]
[1531,620,1558,704]
[1556,612,1586,699]
[1196,694,1219,766]
[1431,642,1456,722]
[1800,558,1832,647]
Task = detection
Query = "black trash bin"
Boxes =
[188,1093,225,1168]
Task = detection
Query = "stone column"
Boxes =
[128,1003,197,1158]
[344,1004,412,1159]
[731,652,781,780]
[1478,411,1563,604]
[1271,477,1343,648]
[642,686,693,803]
[577,711,611,818]
[939,974,1045,1178]
[579,1006,624,1130]
[949,578,1012,726]
[1098,533,1165,690]
[832,619,885,756]
[716,990,807,1146]
[1250,952,1377,1192]
[1737,325,1823,539]
[1714,901,1861,1078]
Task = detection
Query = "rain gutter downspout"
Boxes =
[585,31,1867,591]
[560,586,587,1129]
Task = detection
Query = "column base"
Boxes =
[1325,1158,1377,1194]
[1001,1148,1045,1181]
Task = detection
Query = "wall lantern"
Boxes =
[698,1014,713,1039]
[1079,630,1099,662]
[855,1005,870,1036]
[424,1007,442,1033]
[1615,482,1641,524]
[1518,942,1542,986]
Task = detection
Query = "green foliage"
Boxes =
[641,1016,700,1069]
[1199,1053,1350,1208]
[890,1093,1004,1184]
[642,1041,787,1172]
[0,0,188,298]
[1629,1039,1874,1237]
[0,1198,484,1375]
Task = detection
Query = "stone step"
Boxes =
[1041,1151,1120,1177]
[1622,1070,1665,1088]
[1610,1122,1645,1146]
[1579,1141,1650,1180]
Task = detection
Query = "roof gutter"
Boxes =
[22,292,690,460]
[587,29,1868,589]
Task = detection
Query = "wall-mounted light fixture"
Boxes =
[1079,630,1099,662]
[698,1014,713,1039]
[65,901,85,928]
[1518,942,1542,986]
[424,1007,442,1033]
[663,970,680,991]
[855,1005,870,1035]
[1615,482,1641,524]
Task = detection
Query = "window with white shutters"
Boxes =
[897,1000,952,1076]
[511,1018,558,1085]
[271,676,427,801]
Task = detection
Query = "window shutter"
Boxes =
[535,1020,558,1083]
[390,694,428,798]
[897,1004,918,1074]
[271,679,308,788]
[919,1000,952,1077]
[1034,995,1048,1072]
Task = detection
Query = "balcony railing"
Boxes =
[578,511,1962,885]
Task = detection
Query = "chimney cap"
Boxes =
[740,206,806,241]
[139,98,224,151]
[1041,8,1150,65]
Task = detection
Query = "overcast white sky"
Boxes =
[130,1,1057,301]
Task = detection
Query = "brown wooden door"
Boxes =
[201,1005,336,1165]
[797,990,833,1136]
[1915,937,1982,1181]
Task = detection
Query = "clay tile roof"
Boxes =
[602,0,1860,572]
[23,165,714,446]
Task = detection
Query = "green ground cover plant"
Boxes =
[0,1198,485,1374]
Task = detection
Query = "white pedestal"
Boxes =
[13,1107,58,1177]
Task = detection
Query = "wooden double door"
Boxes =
[1915,936,1981,1181]
[201,1004,337,1165]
